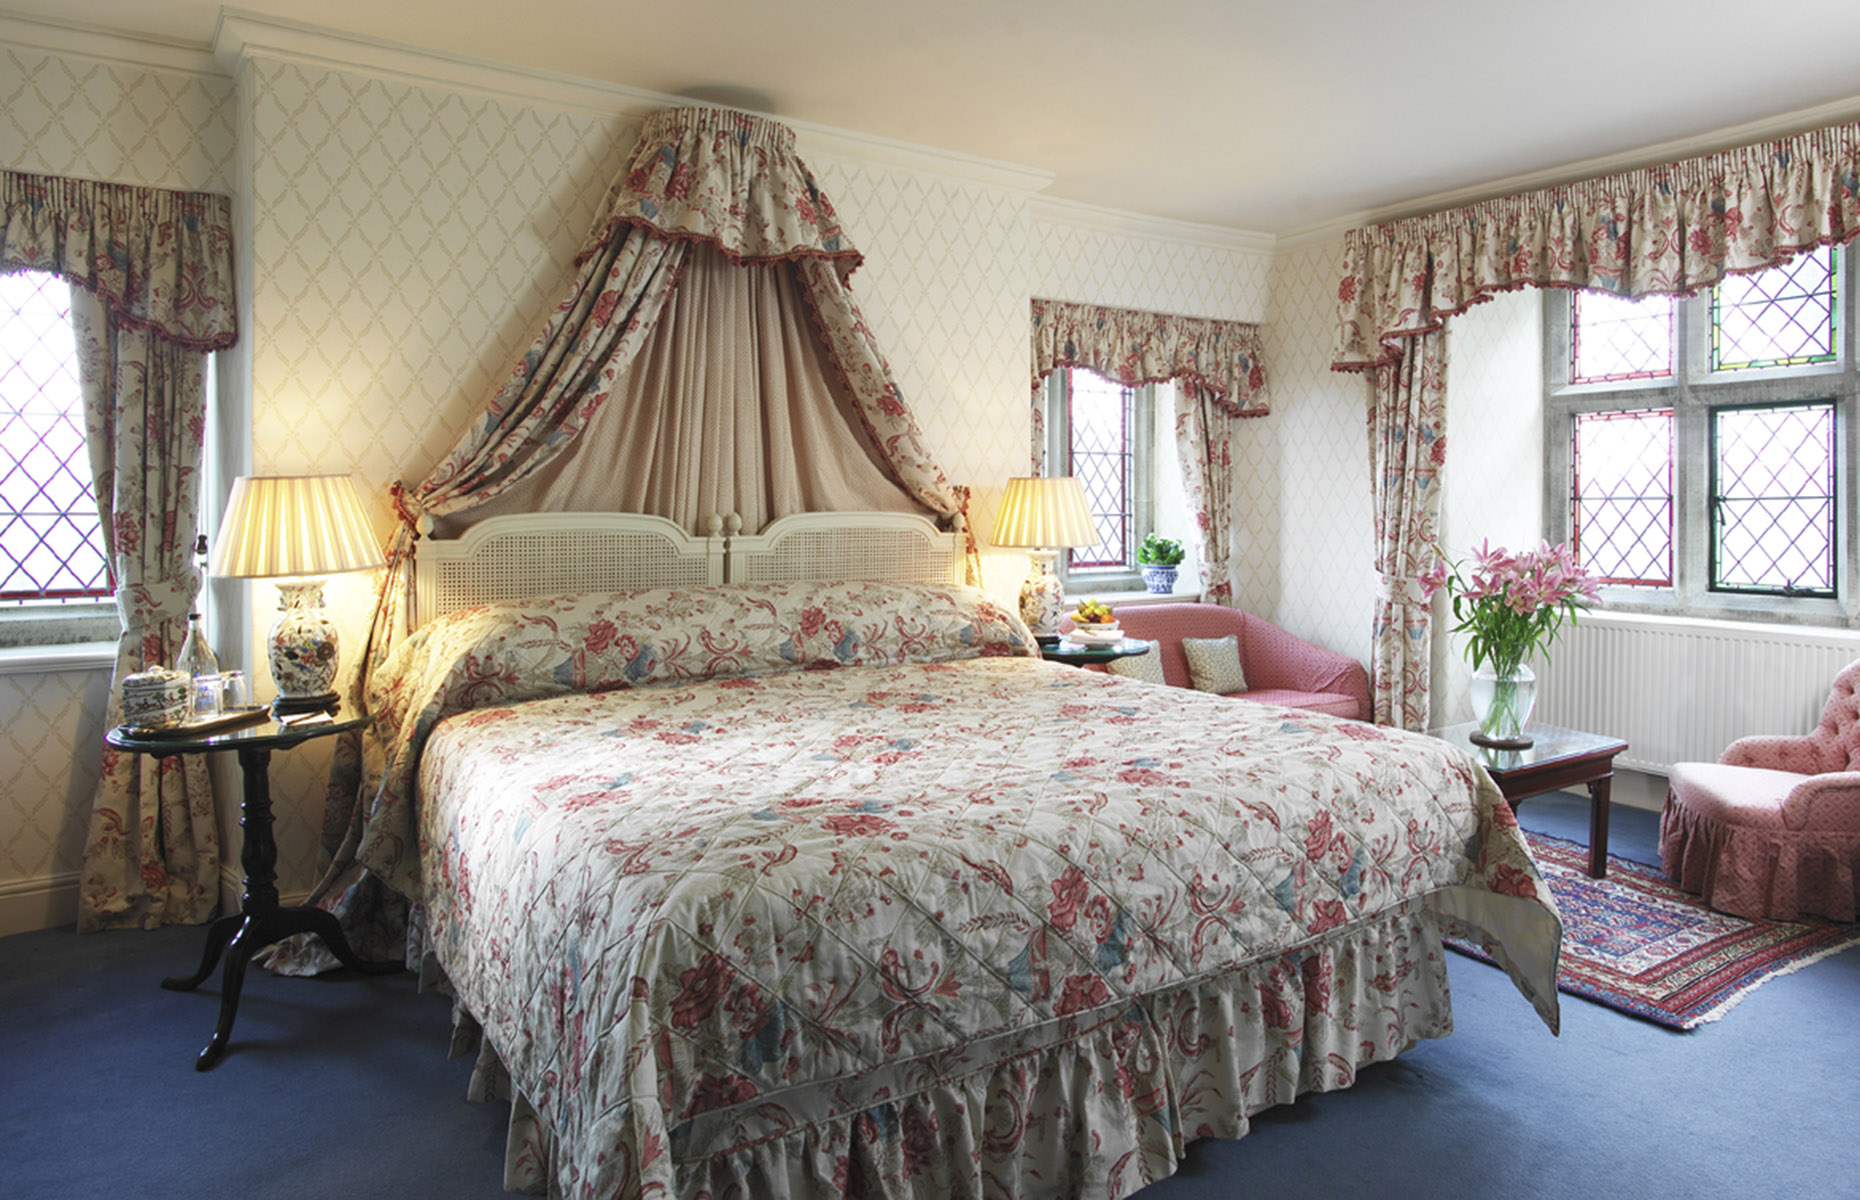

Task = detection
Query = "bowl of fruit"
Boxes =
[1066,599,1122,643]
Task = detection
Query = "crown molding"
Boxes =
[1031,193,1274,257]
[0,9,219,76]
[211,9,1054,195]
[1276,89,1860,248]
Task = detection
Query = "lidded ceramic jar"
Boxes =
[121,667,190,730]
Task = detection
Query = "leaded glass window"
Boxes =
[1571,408,1673,587]
[1710,401,1836,595]
[1571,291,1675,384]
[1,270,107,603]
[1711,247,1839,372]
[1065,369,1133,568]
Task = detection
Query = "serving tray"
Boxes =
[118,705,271,740]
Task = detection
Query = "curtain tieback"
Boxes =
[389,481,435,537]
[114,567,201,634]
[1375,571,1434,608]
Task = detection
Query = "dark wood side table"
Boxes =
[1429,722,1629,879]
[107,705,400,1070]
[1038,635,1153,667]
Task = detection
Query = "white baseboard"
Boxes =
[1611,767,1668,813]
[0,871,78,937]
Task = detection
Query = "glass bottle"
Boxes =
[176,611,221,720]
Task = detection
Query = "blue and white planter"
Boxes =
[1140,564,1179,594]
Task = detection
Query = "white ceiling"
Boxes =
[16,0,1860,236]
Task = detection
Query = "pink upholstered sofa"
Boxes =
[1060,602,1371,721]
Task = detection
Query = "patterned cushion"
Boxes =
[1105,640,1165,685]
[1181,634,1247,694]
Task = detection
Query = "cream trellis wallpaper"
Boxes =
[0,39,235,931]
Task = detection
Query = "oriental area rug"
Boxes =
[1450,830,1860,1030]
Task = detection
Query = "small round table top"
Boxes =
[107,703,367,756]
[1038,636,1153,665]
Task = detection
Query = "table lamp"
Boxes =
[209,474,384,714]
[990,476,1101,637]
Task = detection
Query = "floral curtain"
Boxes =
[0,171,238,929]
[281,107,978,967]
[1029,298,1266,606]
[1366,331,1446,730]
[1172,382,1239,604]
[1332,119,1860,728]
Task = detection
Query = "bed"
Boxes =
[373,511,1560,1199]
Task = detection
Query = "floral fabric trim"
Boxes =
[457,907,1455,1199]
[1031,297,1267,417]
[1332,121,1860,371]
[1,170,237,351]
[414,652,1558,1198]
[584,106,863,274]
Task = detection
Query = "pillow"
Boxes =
[1105,640,1165,685]
[1181,633,1248,694]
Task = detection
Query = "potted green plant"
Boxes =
[1136,534,1186,594]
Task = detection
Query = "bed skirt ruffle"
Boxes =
[1660,790,1860,921]
[442,906,1456,1199]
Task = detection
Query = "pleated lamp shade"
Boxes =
[209,475,384,580]
[208,474,383,714]
[990,476,1100,550]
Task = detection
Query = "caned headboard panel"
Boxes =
[725,512,960,585]
[413,512,725,626]
[411,510,961,627]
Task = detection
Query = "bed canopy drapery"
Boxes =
[283,104,978,959]
[1028,298,1267,606]
[1332,120,1860,729]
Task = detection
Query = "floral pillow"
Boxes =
[1181,633,1248,694]
[1105,640,1165,685]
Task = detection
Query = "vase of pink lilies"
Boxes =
[1422,540,1598,748]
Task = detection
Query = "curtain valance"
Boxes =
[0,170,237,351]
[1332,121,1860,371]
[1031,297,1267,416]
[582,105,863,276]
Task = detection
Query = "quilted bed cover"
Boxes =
[368,580,1562,1199]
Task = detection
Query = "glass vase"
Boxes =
[1469,662,1536,748]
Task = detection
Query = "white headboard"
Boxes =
[411,510,960,626]
[413,512,725,626]
[726,511,960,586]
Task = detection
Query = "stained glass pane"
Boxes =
[1712,403,1835,595]
[0,270,108,602]
[1065,369,1133,569]
[1571,409,1673,586]
[1571,291,1675,383]
[1712,247,1838,371]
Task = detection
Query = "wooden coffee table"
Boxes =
[1429,722,1629,878]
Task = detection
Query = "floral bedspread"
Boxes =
[377,581,1561,1198]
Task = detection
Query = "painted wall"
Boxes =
[0,34,235,933]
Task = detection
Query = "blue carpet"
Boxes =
[3,794,1855,1199]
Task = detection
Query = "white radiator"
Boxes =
[1532,612,1860,775]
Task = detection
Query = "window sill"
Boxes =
[0,641,118,676]
[1076,588,1203,609]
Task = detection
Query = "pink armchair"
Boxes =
[1661,657,1860,921]
[1060,603,1370,721]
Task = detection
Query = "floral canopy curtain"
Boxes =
[0,171,239,929]
[1029,298,1266,606]
[1332,120,1860,728]
[284,107,976,966]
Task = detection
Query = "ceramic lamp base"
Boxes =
[269,579,342,713]
[1019,549,1065,638]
